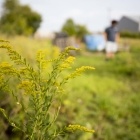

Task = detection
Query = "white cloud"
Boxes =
[66,9,83,17]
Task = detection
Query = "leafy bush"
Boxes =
[61,18,90,41]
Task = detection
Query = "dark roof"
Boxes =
[124,16,140,24]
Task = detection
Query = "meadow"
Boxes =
[0,36,140,140]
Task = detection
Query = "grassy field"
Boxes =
[66,38,140,140]
[0,36,140,140]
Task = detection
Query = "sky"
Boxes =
[0,0,140,36]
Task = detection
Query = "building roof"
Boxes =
[119,16,140,32]
[125,16,140,23]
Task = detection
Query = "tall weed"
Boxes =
[0,40,94,140]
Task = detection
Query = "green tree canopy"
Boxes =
[61,19,77,36]
[61,18,90,41]
[0,0,42,36]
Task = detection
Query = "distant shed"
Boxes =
[118,16,140,33]
[52,32,77,50]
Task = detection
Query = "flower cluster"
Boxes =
[36,50,45,62]
[36,50,47,70]
[0,44,11,50]
[0,75,5,89]
[0,43,26,65]
[0,62,17,75]
[18,80,35,94]
[66,124,95,133]
[66,66,95,80]
[65,46,79,52]
[59,56,75,70]
[60,47,79,60]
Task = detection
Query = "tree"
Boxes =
[0,0,42,36]
[2,0,19,13]
[61,19,77,36]
[61,18,90,41]
[75,24,89,41]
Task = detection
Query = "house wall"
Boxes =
[118,16,139,33]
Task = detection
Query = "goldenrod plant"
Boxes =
[0,40,95,140]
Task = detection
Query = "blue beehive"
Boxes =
[84,34,105,51]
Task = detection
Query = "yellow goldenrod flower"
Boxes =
[65,46,79,51]
[36,50,45,62]
[60,56,75,70]
[0,62,16,74]
[66,66,95,79]
[66,124,95,133]
[18,80,34,94]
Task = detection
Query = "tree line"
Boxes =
[0,0,42,36]
[0,0,89,39]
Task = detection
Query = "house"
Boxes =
[118,16,140,33]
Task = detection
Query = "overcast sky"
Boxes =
[0,0,140,35]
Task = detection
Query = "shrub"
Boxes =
[120,31,140,39]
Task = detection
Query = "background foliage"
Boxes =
[0,0,42,36]
[61,18,90,41]
[120,31,140,39]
